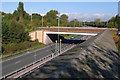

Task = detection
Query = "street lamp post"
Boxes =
[41,9,46,27]
[31,9,32,22]
[56,13,60,53]
[41,14,45,27]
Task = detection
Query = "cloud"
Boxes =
[60,13,68,16]
[94,13,104,16]
[67,13,115,21]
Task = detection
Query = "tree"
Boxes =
[94,18,100,23]
[115,15,120,29]
[13,2,30,26]
[0,11,6,15]
[9,20,30,43]
[106,15,119,29]
[60,14,68,27]
[44,10,58,26]
[68,19,79,27]
[2,19,9,44]
[32,13,42,27]
[94,18,100,27]
[68,20,74,27]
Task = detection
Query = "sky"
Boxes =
[1,0,120,2]
[118,1,120,15]
[1,2,119,21]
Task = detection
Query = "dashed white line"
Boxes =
[15,61,21,64]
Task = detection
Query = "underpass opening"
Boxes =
[47,34,87,44]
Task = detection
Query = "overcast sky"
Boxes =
[1,2,119,21]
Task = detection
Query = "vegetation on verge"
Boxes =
[111,30,120,55]
[2,40,45,55]
[1,43,46,60]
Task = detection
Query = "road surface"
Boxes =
[1,35,84,78]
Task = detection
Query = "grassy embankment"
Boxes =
[1,41,46,60]
[111,30,120,55]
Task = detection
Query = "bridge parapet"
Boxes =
[40,27,104,33]
[40,27,118,33]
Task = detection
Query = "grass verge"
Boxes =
[111,30,120,55]
[1,43,46,61]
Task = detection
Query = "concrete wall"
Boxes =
[29,30,43,43]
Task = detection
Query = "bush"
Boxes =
[2,41,43,55]
[118,39,120,54]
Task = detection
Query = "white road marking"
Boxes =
[15,61,21,64]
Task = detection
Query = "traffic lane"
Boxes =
[3,43,70,75]
[2,55,35,76]
[2,44,56,76]
[3,41,74,70]
[3,43,70,76]
[2,43,55,67]
[2,45,55,75]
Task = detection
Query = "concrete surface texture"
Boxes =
[24,29,120,78]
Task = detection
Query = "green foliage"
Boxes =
[2,2,31,45]
[82,15,120,28]
[106,16,119,29]
[32,13,42,27]
[2,41,43,55]
[60,14,68,27]
[44,10,58,26]
[0,11,6,15]
[2,19,30,44]
[115,15,120,29]
[68,19,81,27]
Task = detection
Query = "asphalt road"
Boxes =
[1,35,84,77]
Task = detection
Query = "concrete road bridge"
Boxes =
[29,27,117,44]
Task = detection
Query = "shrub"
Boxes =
[2,41,43,55]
